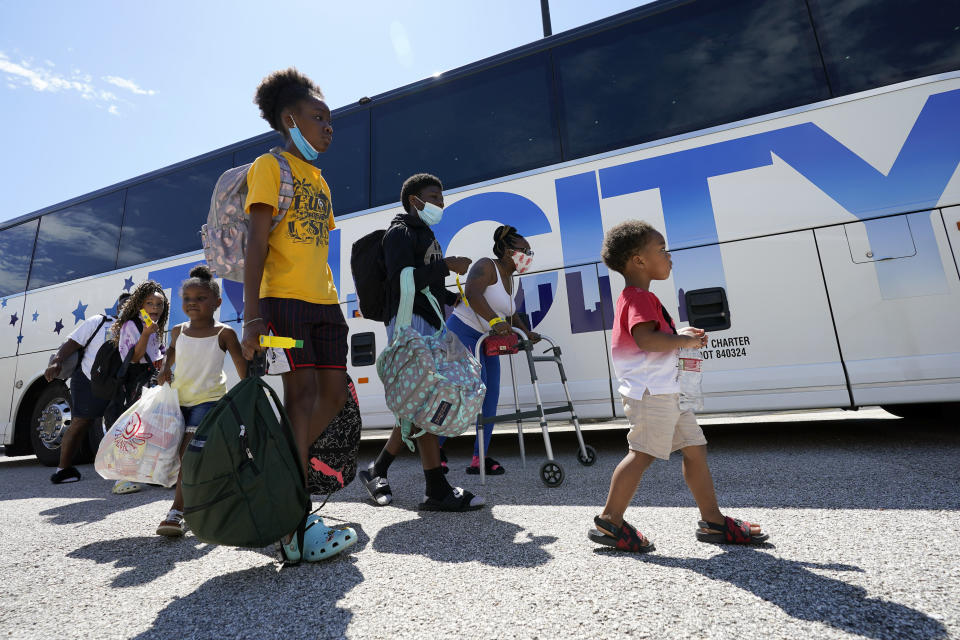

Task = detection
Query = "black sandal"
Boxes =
[696,516,769,545]
[50,467,81,484]
[358,464,393,506]
[465,457,506,475]
[588,516,655,553]
[418,486,485,512]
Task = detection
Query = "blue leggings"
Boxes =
[442,315,500,458]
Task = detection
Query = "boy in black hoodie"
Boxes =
[359,173,486,511]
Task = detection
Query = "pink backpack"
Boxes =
[200,148,293,281]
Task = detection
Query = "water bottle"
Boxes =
[678,348,704,412]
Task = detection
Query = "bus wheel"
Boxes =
[29,384,71,467]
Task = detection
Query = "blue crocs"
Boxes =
[302,517,357,561]
[279,534,302,564]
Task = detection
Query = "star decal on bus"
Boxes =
[32,311,39,322]
[0,298,6,308]
[16,334,23,344]
[72,301,87,324]
[9,313,17,326]
[54,319,64,334]
[123,276,135,292]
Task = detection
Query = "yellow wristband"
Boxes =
[488,317,506,327]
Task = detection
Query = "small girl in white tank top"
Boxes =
[154,265,248,537]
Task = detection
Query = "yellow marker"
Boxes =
[140,309,153,327]
[259,335,304,349]
[456,275,469,307]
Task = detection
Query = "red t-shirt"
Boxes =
[610,287,679,397]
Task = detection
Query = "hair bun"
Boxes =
[494,225,516,244]
[190,264,214,281]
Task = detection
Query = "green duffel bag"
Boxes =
[181,370,309,549]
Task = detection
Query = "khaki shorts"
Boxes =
[623,391,707,460]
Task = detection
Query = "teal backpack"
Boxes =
[181,368,309,549]
[376,267,486,450]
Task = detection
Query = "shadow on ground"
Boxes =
[131,559,363,640]
[373,507,556,567]
[606,546,948,640]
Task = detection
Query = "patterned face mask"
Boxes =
[510,250,533,274]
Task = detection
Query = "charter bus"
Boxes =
[2,0,959,465]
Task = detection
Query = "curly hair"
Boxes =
[254,67,324,133]
[601,220,658,274]
[111,280,169,341]
[492,225,524,258]
[181,264,220,298]
[400,173,443,214]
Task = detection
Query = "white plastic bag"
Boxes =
[95,383,185,487]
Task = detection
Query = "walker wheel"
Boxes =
[540,461,564,487]
[577,445,598,466]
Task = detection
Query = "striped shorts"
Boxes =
[260,298,348,370]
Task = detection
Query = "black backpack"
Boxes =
[89,340,133,400]
[306,375,362,496]
[350,229,387,321]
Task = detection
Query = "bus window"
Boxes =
[233,134,284,167]
[371,52,561,207]
[808,0,960,97]
[117,154,232,268]
[0,220,38,297]
[319,109,370,217]
[28,192,124,290]
[552,0,830,160]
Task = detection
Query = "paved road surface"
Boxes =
[0,408,957,639]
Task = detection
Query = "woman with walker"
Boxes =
[443,225,540,475]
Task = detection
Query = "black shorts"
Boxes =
[260,298,348,370]
[70,370,109,419]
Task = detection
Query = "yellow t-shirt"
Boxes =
[244,152,338,304]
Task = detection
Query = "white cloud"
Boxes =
[389,21,414,69]
[0,51,155,111]
[103,75,156,96]
[108,105,119,116]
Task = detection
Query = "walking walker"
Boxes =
[474,327,597,487]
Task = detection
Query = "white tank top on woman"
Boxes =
[451,260,518,333]
[172,327,228,407]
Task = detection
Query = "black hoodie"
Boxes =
[382,211,458,329]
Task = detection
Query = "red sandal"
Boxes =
[588,516,655,553]
[696,516,769,545]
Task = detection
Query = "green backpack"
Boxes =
[181,374,309,548]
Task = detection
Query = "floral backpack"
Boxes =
[200,148,294,282]
[376,267,486,450]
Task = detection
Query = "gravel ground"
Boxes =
[0,409,957,640]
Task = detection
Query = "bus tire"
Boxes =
[29,383,70,467]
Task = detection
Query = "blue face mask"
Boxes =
[288,116,319,161]
[417,201,444,226]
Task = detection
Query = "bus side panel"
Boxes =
[943,206,960,279]
[0,356,17,444]
[0,293,26,359]
[695,231,849,411]
[815,210,960,406]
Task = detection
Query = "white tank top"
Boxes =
[452,260,518,333]
[172,327,228,407]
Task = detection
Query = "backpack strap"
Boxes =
[395,267,446,339]
[79,315,108,356]
[269,147,295,224]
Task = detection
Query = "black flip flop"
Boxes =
[50,467,81,484]
[358,466,393,506]
[466,457,506,476]
[418,486,485,512]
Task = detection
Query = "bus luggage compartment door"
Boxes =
[815,211,960,407]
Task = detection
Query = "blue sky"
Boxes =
[0,0,648,224]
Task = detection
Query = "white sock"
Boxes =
[56,468,63,473]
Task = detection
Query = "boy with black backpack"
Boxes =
[357,173,485,512]
[45,293,130,484]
